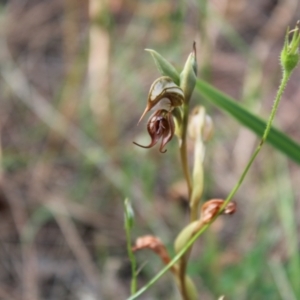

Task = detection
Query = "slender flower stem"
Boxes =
[124,204,137,294]
[221,70,291,209]
[178,258,189,300]
[261,71,290,144]
[179,102,192,300]
[180,103,193,198]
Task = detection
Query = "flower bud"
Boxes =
[188,106,213,142]
[202,115,214,142]
[138,76,184,124]
[188,106,214,219]
[180,42,197,104]
[280,21,300,74]
[188,106,204,140]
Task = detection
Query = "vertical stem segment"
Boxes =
[179,104,192,300]
[180,104,193,198]
[222,70,291,209]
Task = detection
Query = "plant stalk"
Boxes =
[180,104,193,198]
[178,102,192,299]
[125,214,137,294]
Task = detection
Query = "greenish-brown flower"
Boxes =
[138,76,184,124]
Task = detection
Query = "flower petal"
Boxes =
[159,112,175,153]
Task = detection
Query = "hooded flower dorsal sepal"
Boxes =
[138,76,184,124]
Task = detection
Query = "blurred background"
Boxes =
[0,0,300,299]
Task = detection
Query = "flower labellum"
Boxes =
[133,109,175,153]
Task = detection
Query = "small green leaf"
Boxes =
[145,49,180,85]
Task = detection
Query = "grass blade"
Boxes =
[196,79,300,164]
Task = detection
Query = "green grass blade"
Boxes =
[195,79,300,165]
[269,259,298,300]
[275,157,300,296]
[124,198,137,295]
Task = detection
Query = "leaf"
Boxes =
[145,49,180,85]
[195,79,300,165]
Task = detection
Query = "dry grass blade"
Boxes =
[46,200,101,295]
[2,180,39,300]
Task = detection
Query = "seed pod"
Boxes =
[138,76,184,124]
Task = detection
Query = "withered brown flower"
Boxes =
[133,109,175,153]
[200,199,236,224]
[132,235,176,273]
[174,200,236,253]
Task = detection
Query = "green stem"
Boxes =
[262,71,290,143]
[178,103,192,300]
[125,217,137,294]
[178,257,189,300]
[180,104,193,198]
[221,70,290,208]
